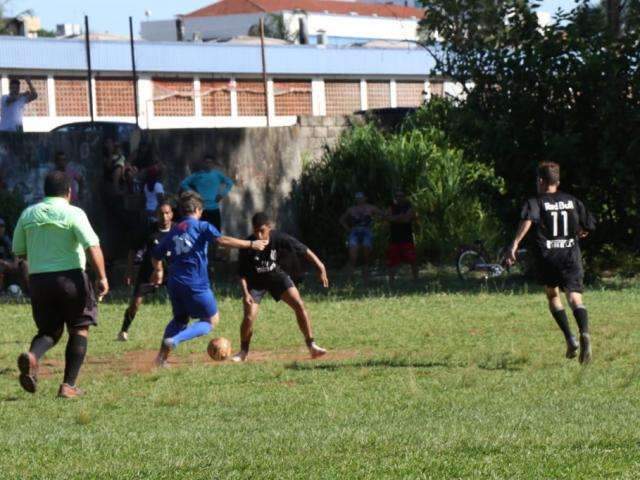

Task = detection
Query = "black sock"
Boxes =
[63,335,88,386]
[30,333,58,360]
[551,310,574,343]
[573,307,589,335]
[305,337,315,347]
[240,340,250,353]
[121,308,135,333]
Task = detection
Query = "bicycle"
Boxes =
[456,241,530,282]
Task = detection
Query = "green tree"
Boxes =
[417,0,640,262]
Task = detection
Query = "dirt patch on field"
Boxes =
[32,348,363,379]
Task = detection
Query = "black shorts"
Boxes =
[534,255,584,293]
[133,266,160,297]
[248,271,295,304]
[29,269,98,333]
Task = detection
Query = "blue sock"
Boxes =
[163,318,188,339]
[171,320,212,347]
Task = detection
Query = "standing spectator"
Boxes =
[386,190,419,284]
[340,192,384,284]
[53,152,85,205]
[180,156,234,232]
[0,77,38,132]
[143,166,165,220]
[12,171,108,398]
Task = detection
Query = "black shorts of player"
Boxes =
[534,255,584,293]
[201,209,222,231]
[29,269,98,333]
[248,271,295,304]
[132,265,161,298]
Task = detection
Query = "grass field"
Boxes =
[1,277,639,479]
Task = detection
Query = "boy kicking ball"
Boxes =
[231,212,329,362]
[150,192,267,367]
[507,162,596,364]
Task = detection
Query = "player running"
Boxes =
[117,200,174,341]
[231,212,329,362]
[507,162,596,364]
[150,191,266,367]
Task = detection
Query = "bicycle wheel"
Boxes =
[456,249,490,281]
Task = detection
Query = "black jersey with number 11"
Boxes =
[521,191,596,260]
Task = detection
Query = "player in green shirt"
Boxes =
[12,171,109,398]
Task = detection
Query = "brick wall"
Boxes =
[396,81,424,107]
[430,81,444,97]
[201,79,232,116]
[55,77,89,117]
[10,77,48,116]
[153,78,194,116]
[274,80,312,116]
[325,80,361,115]
[236,80,266,116]
[366,81,391,109]
[96,77,136,117]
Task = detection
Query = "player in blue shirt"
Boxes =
[150,191,266,366]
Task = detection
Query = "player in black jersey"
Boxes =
[231,212,329,362]
[117,201,174,341]
[507,162,596,364]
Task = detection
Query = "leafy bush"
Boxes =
[294,119,504,262]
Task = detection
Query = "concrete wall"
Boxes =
[0,116,350,260]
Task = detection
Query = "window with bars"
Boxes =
[366,81,391,109]
[274,80,312,116]
[153,78,195,116]
[201,79,232,116]
[236,80,266,116]
[96,78,135,117]
[9,77,48,116]
[325,80,361,116]
[55,77,89,117]
[396,81,425,107]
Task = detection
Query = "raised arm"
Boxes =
[24,77,38,103]
[217,236,267,251]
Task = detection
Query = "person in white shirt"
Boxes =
[143,168,165,218]
[0,77,38,132]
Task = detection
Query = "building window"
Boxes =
[201,79,232,116]
[366,81,391,109]
[55,77,89,117]
[325,80,361,116]
[274,80,312,116]
[153,78,195,116]
[396,81,425,107]
[10,77,48,116]
[96,78,136,117]
[236,80,266,116]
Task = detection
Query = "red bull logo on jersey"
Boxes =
[544,201,575,211]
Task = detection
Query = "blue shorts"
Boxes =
[167,281,218,322]
[348,227,373,248]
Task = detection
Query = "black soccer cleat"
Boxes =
[17,352,38,394]
[565,336,579,359]
[579,333,592,365]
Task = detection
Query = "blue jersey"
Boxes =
[153,216,221,290]
[180,170,234,211]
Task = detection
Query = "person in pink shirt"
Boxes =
[53,152,85,205]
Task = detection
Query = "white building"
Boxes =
[141,0,424,45]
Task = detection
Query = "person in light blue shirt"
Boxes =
[180,155,234,232]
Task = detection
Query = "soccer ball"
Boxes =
[7,284,22,298]
[207,337,231,361]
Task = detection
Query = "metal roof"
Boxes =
[0,36,433,77]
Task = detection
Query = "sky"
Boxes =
[7,0,583,36]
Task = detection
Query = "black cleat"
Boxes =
[566,336,579,359]
[17,352,38,394]
[579,333,592,365]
